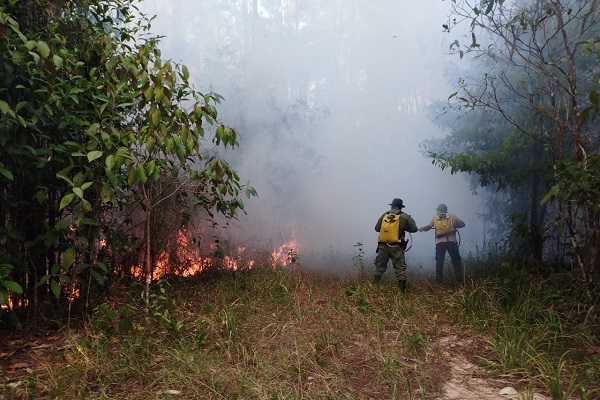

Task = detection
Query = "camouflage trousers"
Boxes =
[373,243,407,281]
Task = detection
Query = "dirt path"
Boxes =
[438,335,550,400]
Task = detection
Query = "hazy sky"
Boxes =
[138,0,484,274]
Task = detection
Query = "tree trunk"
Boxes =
[144,206,152,311]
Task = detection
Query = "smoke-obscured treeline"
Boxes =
[425,0,600,284]
[139,0,484,269]
[0,0,599,328]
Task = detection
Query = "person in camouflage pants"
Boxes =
[373,198,418,291]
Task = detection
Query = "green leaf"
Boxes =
[95,262,108,273]
[34,190,45,204]
[105,154,115,170]
[90,269,104,284]
[51,263,61,275]
[2,280,23,294]
[136,164,148,185]
[541,185,559,205]
[87,150,103,162]
[154,87,164,102]
[56,167,75,186]
[36,41,51,58]
[59,193,76,210]
[182,65,190,80]
[146,160,156,176]
[100,183,114,203]
[55,219,71,230]
[0,100,9,114]
[0,288,8,305]
[0,167,14,180]
[73,187,84,199]
[62,248,76,269]
[146,135,156,153]
[144,86,154,101]
[37,274,51,287]
[151,109,161,126]
[52,54,63,69]
[50,279,61,298]
[15,101,28,112]
[29,51,40,64]
[82,199,92,212]
[127,166,136,186]
[166,137,174,153]
[215,124,224,144]
[186,140,194,154]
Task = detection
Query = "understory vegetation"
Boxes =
[2,261,599,400]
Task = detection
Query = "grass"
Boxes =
[2,265,599,400]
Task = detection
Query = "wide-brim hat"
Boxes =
[389,198,405,209]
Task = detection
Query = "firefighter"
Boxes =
[374,198,418,291]
[418,204,466,282]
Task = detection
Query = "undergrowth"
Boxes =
[2,265,599,400]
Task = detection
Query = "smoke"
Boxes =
[139,0,485,275]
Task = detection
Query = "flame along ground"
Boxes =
[1,231,299,311]
[129,229,300,281]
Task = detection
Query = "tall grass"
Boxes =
[3,264,599,400]
[448,262,600,399]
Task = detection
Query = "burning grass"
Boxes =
[2,267,599,399]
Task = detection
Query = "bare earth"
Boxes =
[439,335,549,400]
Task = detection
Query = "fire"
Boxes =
[271,238,299,266]
[1,232,300,310]
[129,230,299,280]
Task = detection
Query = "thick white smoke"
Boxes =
[139,0,485,276]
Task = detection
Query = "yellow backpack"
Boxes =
[435,213,454,237]
[378,212,402,243]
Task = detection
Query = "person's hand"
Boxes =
[418,227,424,232]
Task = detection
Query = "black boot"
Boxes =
[398,280,407,292]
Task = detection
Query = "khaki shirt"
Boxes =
[420,212,465,245]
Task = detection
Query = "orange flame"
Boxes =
[271,238,299,266]
[130,230,299,280]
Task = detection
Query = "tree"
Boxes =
[0,0,253,322]
[424,102,553,270]
[437,0,600,284]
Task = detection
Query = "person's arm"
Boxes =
[418,217,435,232]
[453,214,465,229]
[374,214,384,232]
[402,213,418,233]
